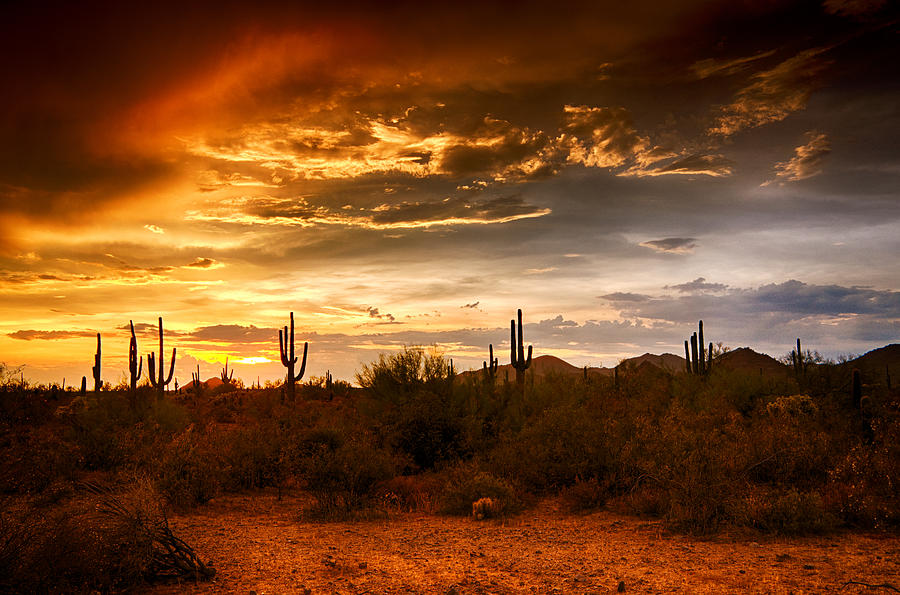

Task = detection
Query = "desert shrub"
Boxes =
[221,422,286,491]
[489,403,617,493]
[65,392,135,470]
[392,390,470,470]
[744,396,832,489]
[620,408,750,533]
[154,428,225,508]
[560,476,614,513]
[356,346,453,407]
[754,489,836,534]
[438,466,520,517]
[0,480,212,592]
[828,413,900,528]
[296,433,398,519]
[0,427,80,494]
[375,473,444,513]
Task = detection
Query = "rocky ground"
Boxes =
[142,492,900,594]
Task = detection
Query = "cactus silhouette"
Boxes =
[852,368,862,409]
[220,357,233,384]
[128,321,142,395]
[147,316,176,399]
[278,312,308,402]
[483,344,499,381]
[685,321,711,375]
[92,332,101,392]
[192,365,202,396]
[790,338,809,377]
[510,309,532,387]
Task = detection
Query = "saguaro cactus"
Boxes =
[510,308,532,387]
[791,338,806,377]
[483,344,499,381]
[92,333,102,392]
[147,316,176,400]
[128,321,142,394]
[220,357,234,384]
[192,365,202,396]
[685,320,711,375]
[278,312,308,402]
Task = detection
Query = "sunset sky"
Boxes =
[2,0,898,385]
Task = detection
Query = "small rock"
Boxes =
[803,564,816,570]
[359,562,368,569]
[618,580,626,592]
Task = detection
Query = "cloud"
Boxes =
[630,153,735,177]
[665,277,729,294]
[187,324,275,343]
[143,224,165,234]
[8,329,97,341]
[639,238,698,254]
[562,105,647,169]
[187,193,552,230]
[366,307,396,323]
[765,132,831,184]
[607,279,900,324]
[690,50,778,79]
[599,292,652,302]
[709,47,833,136]
[184,257,221,269]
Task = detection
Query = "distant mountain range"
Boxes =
[461,344,900,384]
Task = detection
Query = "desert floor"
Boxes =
[142,492,900,594]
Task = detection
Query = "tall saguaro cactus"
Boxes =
[685,320,712,375]
[147,317,176,399]
[278,312,308,402]
[791,338,806,377]
[92,333,102,392]
[510,309,532,387]
[220,357,233,384]
[128,321,142,394]
[483,344,499,381]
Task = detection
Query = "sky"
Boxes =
[1,0,899,386]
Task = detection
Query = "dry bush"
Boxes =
[0,479,213,592]
[154,427,226,508]
[375,474,443,513]
[559,476,614,513]
[438,466,521,517]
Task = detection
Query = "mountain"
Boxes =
[715,347,789,377]
[846,344,900,385]
[620,353,686,373]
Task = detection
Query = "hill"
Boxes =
[715,347,789,377]
[846,344,900,386]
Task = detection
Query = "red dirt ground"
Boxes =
[142,492,900,594]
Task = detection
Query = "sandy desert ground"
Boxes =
[140,492,900,594]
